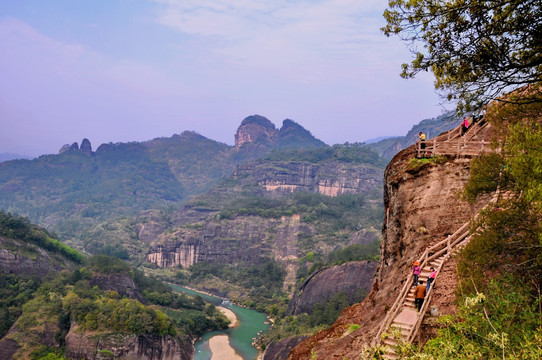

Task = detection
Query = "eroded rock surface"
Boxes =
[287,261,377,315]
[65,327,193,360]
[287,124,494,359]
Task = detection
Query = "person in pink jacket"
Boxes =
[413,261,421,286]
[427,267,436,291]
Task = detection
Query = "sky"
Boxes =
[0,0,447,157]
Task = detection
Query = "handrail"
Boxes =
[407,232,471,342]
[374,223,469,343]
[377,194,498,349]
[416,121,491,158]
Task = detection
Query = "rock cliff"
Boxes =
[234,115,325,151]
[233,160,382,197]
[262,335,309,360]
[64,326,193,360]
[235,115,279,150]
[287,125,493,359]
[90,273,146,303]
[0,236,75,276]
[146,214,312,272]
[287,261,377,315]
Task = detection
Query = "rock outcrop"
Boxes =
[234,115,326,151]
[59,139,93,155]
[287,124,494,359]
[287,261,377,315]
[90,273,146,303]
[65,327,194,360]
[235,115,278,150]
[0,236,75,276]
[233,160,383,197]
[262,335,309,360]
[80,138,92,155]
[59,144,71,153]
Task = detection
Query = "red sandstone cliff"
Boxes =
[287,125,494,359]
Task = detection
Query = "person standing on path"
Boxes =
[413,261,421,287]
[414,280,427,312]
[418,132,426,157]
[426,267,436,291]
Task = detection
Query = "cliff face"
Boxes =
[0,236,75,276]
[287,125,493,359]
[145,158,383,293]
[90,273,146,303]
[234,115,326,151]
[146,214,311,292]
[287,261,377,315]
[262,335,309,360]
[65,327,193,360]
[233,161,382,197]
[235,115,279,150]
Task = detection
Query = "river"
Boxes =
[169,285,270,360]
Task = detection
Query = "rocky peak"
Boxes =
[277,119,326,149]
[235,115,279,150]
[80,138,92,155]
[58,144,71,153]
[89,272,146,303]
[59,139,93,155]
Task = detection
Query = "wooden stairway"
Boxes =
[417,120,491,158]
[374,222,472,359]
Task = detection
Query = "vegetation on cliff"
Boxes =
[377,88,542,359]
[0,211,84,263]
[264,142,386,167]
[370,2,542,356]
[0,218,227,359]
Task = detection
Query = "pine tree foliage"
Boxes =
[382,0,542,111]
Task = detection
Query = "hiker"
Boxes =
[461,116,470,135]
[461,117,470,135]
[426,267,436,291]
[414,280,427,312]
[472,110,480,123]
[413,261,421,286]
[418,132,426,157]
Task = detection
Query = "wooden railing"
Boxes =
[375,193,500,348]
[416,122,491,158]
[405,231,470,343]
[374,222,470,344]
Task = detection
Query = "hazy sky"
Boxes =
[0,0,446,157]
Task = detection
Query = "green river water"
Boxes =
[170,285,269,360]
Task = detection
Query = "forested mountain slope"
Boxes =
[0,116,326,257]
[0,212,228,360]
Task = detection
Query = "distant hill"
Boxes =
[0,153,31,163]
[368,111,459,159]
[0,116,326,256]
[142,143,385,310]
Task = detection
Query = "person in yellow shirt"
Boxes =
[418,132,426,157]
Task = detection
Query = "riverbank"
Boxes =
[169,284,270,360]
[208,307,240,359]
[218,306,238,327]
[209,335,243,360]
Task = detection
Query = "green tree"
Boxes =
[463,98,542,289]
[382,0,542,111]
